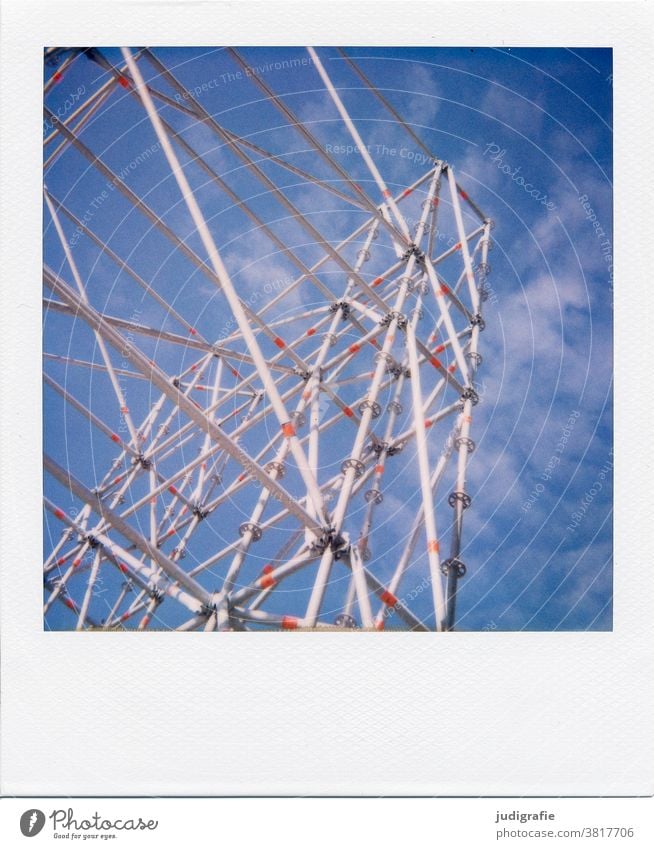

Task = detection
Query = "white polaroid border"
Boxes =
[1,0,652,796]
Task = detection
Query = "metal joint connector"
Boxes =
[239,522,263,541]
[461,386,480,406]
[440,558,467,578]
[448,490,472,509]
[192,503,208,520]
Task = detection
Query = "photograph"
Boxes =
[42,45,613,632]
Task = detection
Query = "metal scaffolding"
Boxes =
[43,46,495,631]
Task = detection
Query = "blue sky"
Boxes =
[43,46,612,631]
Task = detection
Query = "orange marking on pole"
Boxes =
[372,277,384,287]
[120,406,129,413]
[188,327,197,335]
[431,197,440,207]
[424,419,433,428]
[281,616,298,630]
[121,612,131,622]
[57,557,67,566]
[238,473,247,482]
[64,598,76,610]
[342,407,354,418]
[349,343,361,354]
[274,336,286,349]
[428,540,440,553]
[448,363,457,373]
[375,619,385,631]
[382,189,392,198]
[262,564,274,575]
[430,357,442,369]
[119,563,129,574]
[464,415,472,423]
[260,574,276,590]
[435,344,446,353]
[118,76,130,89]
[167,527,176,537]
[113,475,123,484]
[380,590,397,606]
[110,433,120,443]
[73,559,81,568]
[454,242,461,251]
[459,188,469,200]
[140,615,151,628]
[307,327,316,336]
[375,465,385,474]
[168,485,178,495]
[281,422,295,438]
[53,71,63,82]
[402,188,413,198]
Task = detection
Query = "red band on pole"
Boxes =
[274,337,286,349]
[372,277,384,287]
[428,540,440,553]
[349,343,361,354]
[342,407,354,418]
[380,590,397,606]
[430,356,442,369]
[306,327,316,336]
[260,574,276,589]
[281,616,298,630]
[110,433,121,443]
[281,422,295,438]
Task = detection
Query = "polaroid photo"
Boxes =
[1,0,652,800]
